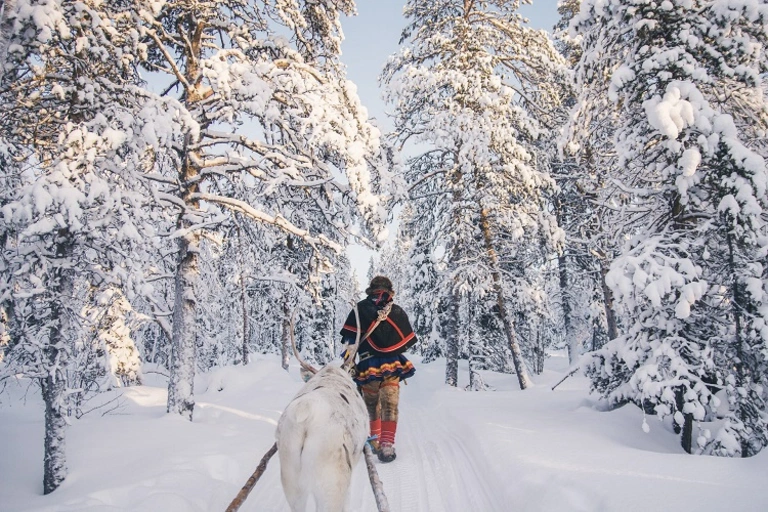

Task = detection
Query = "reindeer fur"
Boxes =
[276,363,369,512]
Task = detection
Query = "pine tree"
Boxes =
[397,205,445,362]
[383,0,564,389]
[81,287,142,389]
[0,0,161,492]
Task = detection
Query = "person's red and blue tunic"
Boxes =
[340,279,418,463]
[339,290,417,385]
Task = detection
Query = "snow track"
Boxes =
[373,401,509,512]
[247,381,511,511]
[4,356,768,512]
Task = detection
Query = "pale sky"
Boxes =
[339,1,562,287]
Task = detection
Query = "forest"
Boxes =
[1,0,766,496]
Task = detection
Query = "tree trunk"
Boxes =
[554,195,578,365]
[591,324,599,352]
[479,208,531,390]
[725,225,751,457]
[236,221,248,365]
[167,234,199,420]
[560,253,579,364]
[42,371,67,494]
[0,0,16,84]
[43,233,74,494]
[42,339,68,495]
[167,13,211,420]
[467,343,481,390]
[241,275,248,364]
[600,261,619,341]
[674,387,693,454]
[535,331,545,374]
[167,127,201,420]
[444,293,459,387]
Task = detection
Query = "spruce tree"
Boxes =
[574,0,768,456]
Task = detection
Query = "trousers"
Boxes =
[360,375,400,422]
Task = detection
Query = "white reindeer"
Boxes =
[275,307,374,512]
[276,363,369,511]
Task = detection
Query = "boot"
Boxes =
[378,442,396,462]
[378,421,397,463]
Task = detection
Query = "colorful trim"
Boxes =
[367,331,416,354]
[354,359,415,385]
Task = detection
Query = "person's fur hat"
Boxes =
[365,275,394,296]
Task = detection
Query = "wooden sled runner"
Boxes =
[225,441,389,512]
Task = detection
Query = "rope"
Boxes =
[341,300,393,373]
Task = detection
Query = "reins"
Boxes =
[341,300,393,374]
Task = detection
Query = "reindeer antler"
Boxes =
[289,308,318,375]
[341,303,363,373]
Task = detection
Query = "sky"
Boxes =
[338,1,562,287]
[3,352,766,511]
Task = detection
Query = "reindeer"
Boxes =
[274,307,373,512]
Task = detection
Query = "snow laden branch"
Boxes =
[191,194,342,253]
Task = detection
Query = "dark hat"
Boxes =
[365,275,394,296]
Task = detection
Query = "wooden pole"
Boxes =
[225,443,278,512]
[364,444,390,512]
[551,367,580,391]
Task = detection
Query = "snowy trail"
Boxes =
[376,401,509,512]
[245,364,510,512]
[3,354,768,512]
[247,386,504,511]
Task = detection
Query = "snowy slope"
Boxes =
[1,353,766,512]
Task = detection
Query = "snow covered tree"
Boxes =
[383,0,565,389]
[375,232,412,305]
[574,0,768,456]
[0,0,168,492]
[396,205,445,362]
[126,0,391,419]
[81,287,142,389]
[557,0,628,358]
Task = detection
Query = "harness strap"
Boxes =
[361,301,393,343]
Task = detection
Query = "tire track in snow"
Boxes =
[375,399,508,512]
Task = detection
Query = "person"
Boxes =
[339,276,418,463]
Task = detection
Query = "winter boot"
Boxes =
[378,421,397,463]
[369,418,381,454]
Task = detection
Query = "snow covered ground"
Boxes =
[1,352,767,512]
